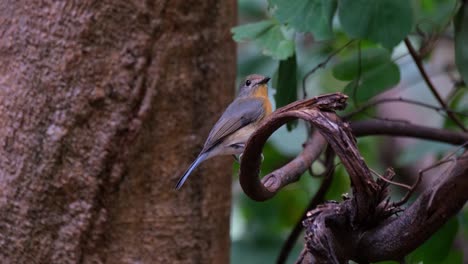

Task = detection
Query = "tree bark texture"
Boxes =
[0,1,236,263]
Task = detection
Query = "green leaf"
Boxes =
[231,240,303,264]
[455,3,468,86]
[406,217,459,264]
[332,48,400,103]
[440,249,463,264]
[232,20,295,60]
[275,54,298,130]
[461,208,468,239]
[444,88,468,129]
[325,166,350,200]
[416,0,458,31]
[342,64,399,103]
[268,0,337,40]
[232,20,276,42]
[338,0,413,49]
[333,48,391,81]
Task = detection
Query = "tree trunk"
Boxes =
[0,1,236,263]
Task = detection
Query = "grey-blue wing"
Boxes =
[203,97,264,151]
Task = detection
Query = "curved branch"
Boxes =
[239,93,347,201]
[240,103,468,203]
[259,120,468,204]
[240,95,468,202]
[345,97,468,119]
[356,152,468,262]
[351,120,468,146]
[239,93,378,222]
[262,131,326,194]
[238,93,468,262]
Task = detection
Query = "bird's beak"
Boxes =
[259,76,270,84]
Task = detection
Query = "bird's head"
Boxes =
[238,74,270,98]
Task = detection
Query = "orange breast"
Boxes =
[262,96,272,116]
[253,84,272,116]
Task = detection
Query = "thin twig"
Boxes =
[351,120,468,146]
[302,40,354,99]
[404,38,467,131]
[393,141,468,207]
[392,170,424,207]
[392,52,411,63]
[370,168,412,191]
[351,42,362,106]
[358,151,468,261]
[345,97,468,120]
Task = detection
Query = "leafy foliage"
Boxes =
[455,2,468,86]
[275,54,298,130]
[232,0,413,111]
[338,0,413,49]
[232,20,295,60]
[275,54,298,109]
[232,0,468,263]
[332,48,400,103]
[268,0,337,40]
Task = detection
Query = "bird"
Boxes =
[175,74,272,190]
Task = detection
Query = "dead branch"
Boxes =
[238,92,468,263]
[240,111,468,206]
[356,152,468,262]
[239,92,379,222]
[351,119,468,146]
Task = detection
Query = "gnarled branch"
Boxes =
[356,152,468,262]
[238,92,468,263]
[239,93,379,223]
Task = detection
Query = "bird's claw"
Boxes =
[233,153,263,163]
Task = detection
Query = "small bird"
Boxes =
[175,74,272,190]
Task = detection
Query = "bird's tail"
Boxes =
[175,152,208,190]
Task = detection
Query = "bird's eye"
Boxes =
[245,80,251,86]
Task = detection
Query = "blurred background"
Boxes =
[230,0,468,263]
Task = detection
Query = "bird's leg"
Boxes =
[235,153,263,163]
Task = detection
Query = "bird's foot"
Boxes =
[233,153,263,163]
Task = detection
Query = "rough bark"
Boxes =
[0,1,235,263]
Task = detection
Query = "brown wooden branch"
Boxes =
[355,152,468,262]
[239,93,347,201]
[404,38,467,131]
[239,107,468,205]
[301,167,402,263]
[261,131,326,194]
[351,120,468,146]
[239,93,379,223]
[275,118,468,263]
[345,97,468,119]
[238,92,468,262]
